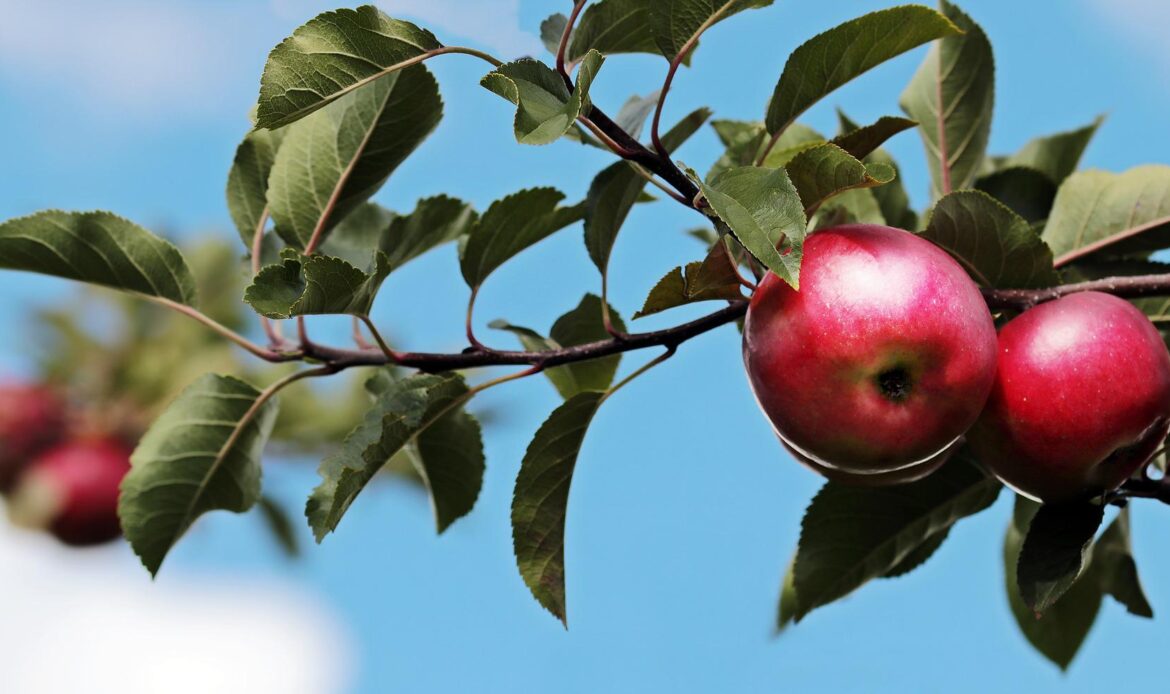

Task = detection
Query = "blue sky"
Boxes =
[3,1,1170,692]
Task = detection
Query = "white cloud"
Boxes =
[0,0,243,118]
[270,0,543,58]
[0,522,355,694]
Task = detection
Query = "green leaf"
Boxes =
[809,189,888,231]
[585,108,712,274]
[1042,166,1170,266]
[900,1,995,198]
[830,116,917,161]
[785,143,896,215]
[568,0,661,63]
[867,150,918,230]
[1090,508,1153,618]
[255,5,442,130]
[244,249,391,319]
[786,452,1000,622]
[1017,501,1106,615]
[1005,116,1104,185]
[267,65,442,250]
[697,166,807,288]
[512,391,606,624]
[540,14,569,54]
[413,408,486,534]
[0,210,198,306]
[307,373,476,541]
[766,6,961,138]
[776,558,798,633]
[651,0,774,61]
[921,190,1058,289]
[708,122,826,182]
[317,202,395,268]
[834,111,918,230]
[227,127,285,248]
[635,239,744,318]
[481,51,604,146]
[119,374,280,575]
[974,167,1058,224]
[613,91,661,141]
[882,528,950,579]
[321,196,476,271]
[492,295,626,399]
[1004,497,1102,671]
[460,188,584,288]
[257,495,300,558]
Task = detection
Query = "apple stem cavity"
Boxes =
[877,367,913,403]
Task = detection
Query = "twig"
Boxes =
[981,273,1170,310]
[556,1,589,85]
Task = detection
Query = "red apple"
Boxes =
[743,224,998,475]
[7,438,132,546]
[968,291,1170,502]
[0,381,66,492]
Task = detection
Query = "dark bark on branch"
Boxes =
[277,272,1170,375]
[981,273,1170,310]
[302,302,747,372]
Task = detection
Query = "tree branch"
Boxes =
[981,273,1170,310]
[1111,472,1170,505]
[584,106,701,205]
[557,1,589,86]
[304,302,747,372]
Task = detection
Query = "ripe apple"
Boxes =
[968,291,1170,502]
[743,224,998,475]
[7,438,132,546]
[0,381,66,492]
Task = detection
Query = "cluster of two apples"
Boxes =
[0,383,131,546]
[744,224,1170,503]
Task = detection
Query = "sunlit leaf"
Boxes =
[0,210,198,306]
[268,66,442,250]
[256,5,442,129]
[481,51,604,146]
[900,1,995,198]
[1042,165,1170,266]
[785,143,896,215]
[651,0,774,61]
[568,0,661,63]
[697,166,807,288]
[767,6,960,137]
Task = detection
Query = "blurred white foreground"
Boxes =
[0,520,354,694]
